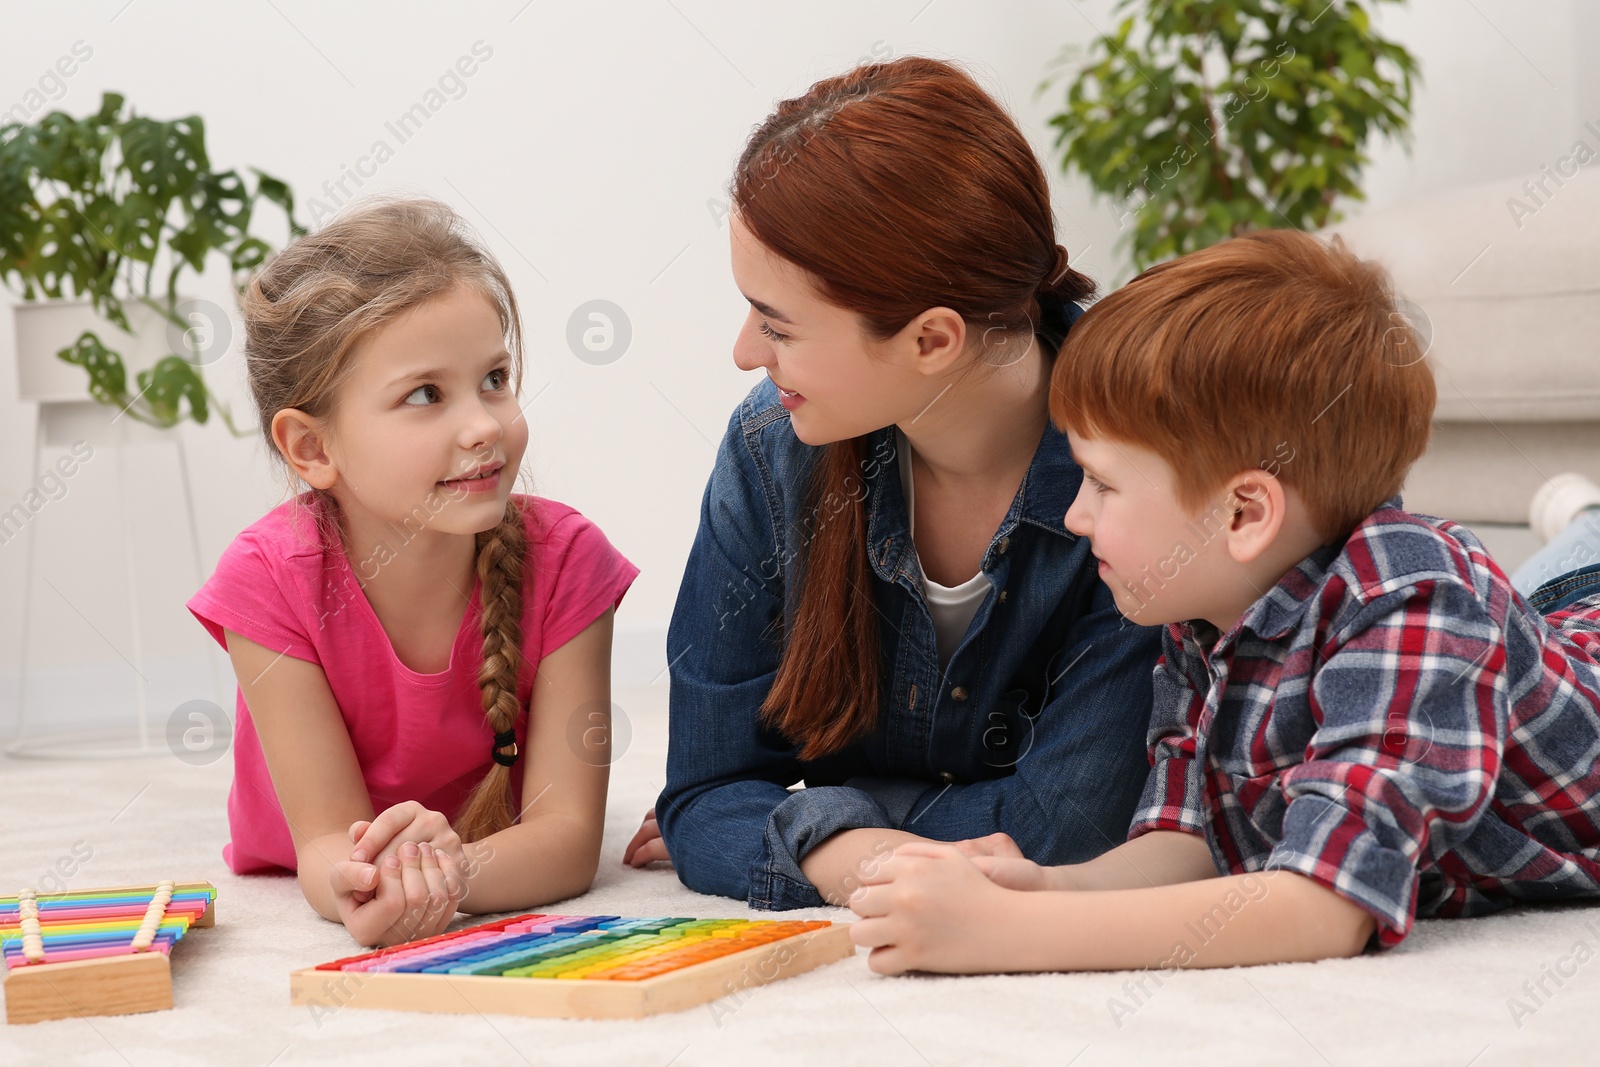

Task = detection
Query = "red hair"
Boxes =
[734,56,1094,760]
[1050,229,1436,541]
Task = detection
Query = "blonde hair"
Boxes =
[239,195,530,843]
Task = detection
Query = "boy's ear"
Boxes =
[272,409,339,490]
[1222,470,1287,565]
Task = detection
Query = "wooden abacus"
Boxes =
[1,881,216,1024]
[291,911,855,1019]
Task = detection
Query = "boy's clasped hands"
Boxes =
[329,801,474,947]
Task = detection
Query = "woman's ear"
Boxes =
[902,306,968,377]
[272,409,339,490]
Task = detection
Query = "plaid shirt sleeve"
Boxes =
[1266,578,1507,948]
[1128,624,1210,840]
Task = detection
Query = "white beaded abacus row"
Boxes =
[16,888,44,963]
[130,881,174,952]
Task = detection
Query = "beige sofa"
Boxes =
[1326,171,1600,524]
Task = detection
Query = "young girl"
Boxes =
[187,197,639,947]
[623,57,1163,908]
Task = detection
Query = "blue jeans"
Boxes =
[1513,509,1600,612]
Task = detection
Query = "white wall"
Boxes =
[0,0,1579,728]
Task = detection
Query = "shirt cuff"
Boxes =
[843,776,931,827]
[747,786,894,911]
[1263,792,1419,948]
[1127,756,1207,840]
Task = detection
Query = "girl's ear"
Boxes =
[272,409,339,490]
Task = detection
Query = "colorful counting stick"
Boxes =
[291,913,857,1019]
[1,881,217,1024]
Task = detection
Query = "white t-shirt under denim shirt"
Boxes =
[897,428,992,670]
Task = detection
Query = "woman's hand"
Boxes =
[970,855,1056,892]
[622,808,671,868]
[952,832,1064,891]
[336,841,465,947]
[952,831,1025,860]
[847,841,1020,975]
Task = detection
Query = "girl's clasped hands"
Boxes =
[328,801,477,947]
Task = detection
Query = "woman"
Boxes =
[624,56,1163,909]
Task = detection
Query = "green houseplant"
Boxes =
[1044,0,1419,271]
[0,91,303,431]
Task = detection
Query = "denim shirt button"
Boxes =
[997,535,1011,554]
[938,771,955,785]
[951,686,969,701]
[997,589,1008,604]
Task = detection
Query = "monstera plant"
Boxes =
[0,91,303,430]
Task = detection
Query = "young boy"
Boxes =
[846,229,1600,975]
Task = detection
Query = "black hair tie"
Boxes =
[1036,291,1074,356]
[491,728,519,767]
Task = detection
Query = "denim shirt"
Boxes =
[658,315,1163,910]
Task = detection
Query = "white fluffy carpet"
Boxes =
[1,682,1594,1066]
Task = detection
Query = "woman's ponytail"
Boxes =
[1034,243,1097,355]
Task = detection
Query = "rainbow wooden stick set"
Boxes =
[2,883,852,1023]
[291,912,854,1019]
[1,881,216,1024]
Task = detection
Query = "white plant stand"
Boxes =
[8,299,209,760]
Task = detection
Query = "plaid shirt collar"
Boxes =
[1177,494,1405,653]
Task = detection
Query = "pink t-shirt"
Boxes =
[186,493,639,874]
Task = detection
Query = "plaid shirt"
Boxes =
[1129,496,1600,947]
